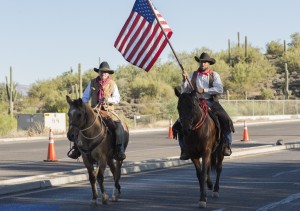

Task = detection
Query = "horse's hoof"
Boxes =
[198,201,207,208]
[212,191,219,198]
[111,188,119,202]
[111,195,118,202]
[102,194,109,205]
[90,199,98,206]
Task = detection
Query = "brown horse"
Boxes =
[66,95,129,205]
[175,88,224,208]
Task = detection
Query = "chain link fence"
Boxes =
[220,100,300,116]
[132,100,300,128]
[133,113,169,128]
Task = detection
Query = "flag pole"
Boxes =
[147,0,194,90]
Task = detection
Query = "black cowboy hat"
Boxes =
[194,52,216,65]
[94,61,114,74]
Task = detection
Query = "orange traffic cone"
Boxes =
[44,128,58,162]
[168,119,173,139]
[241,120,250,142]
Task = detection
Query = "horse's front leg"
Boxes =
[199,151,211,208]
[97,156,109,204]
[191,158,207,208]
[82,155,99,205]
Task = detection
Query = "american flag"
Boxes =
[114,0,173,71]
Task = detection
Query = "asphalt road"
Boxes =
[0,148,299,211]
[0,120,299,180]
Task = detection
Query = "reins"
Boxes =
[76,104,110,157]
[191,99,208,130]
[80,105,107,140]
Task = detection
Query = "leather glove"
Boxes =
[197,88,204,94]
[100,96,108,104]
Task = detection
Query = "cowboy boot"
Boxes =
[223,132,233,156]
[114,144,126,161]
[223,143,232,156]
[180,150,190,160]
[177,132,189,160]
[67,144,81,159]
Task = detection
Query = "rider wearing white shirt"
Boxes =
[67,61,126,161]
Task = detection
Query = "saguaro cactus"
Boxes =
[5,66,17,116]
[70,63,82,99]
[228,39,231,66]
[237,32,240,48]
[78,63,82,98]
[245,36,248,58]
[71,84,79,99]
[283,63,290,99]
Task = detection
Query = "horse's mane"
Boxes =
[178,92,197,109]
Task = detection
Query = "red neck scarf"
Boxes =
[96,76,110,100]
[198,68,211,76]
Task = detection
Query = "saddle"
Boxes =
[99,109,117,131]
[93,104,118,131]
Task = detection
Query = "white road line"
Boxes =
[272,168,300,177]
[256,192,300,211]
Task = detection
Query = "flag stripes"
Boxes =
[114,0,172,71]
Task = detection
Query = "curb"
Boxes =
[1,142,300,196]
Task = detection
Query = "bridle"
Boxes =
[79,107,105,140]
[70,104,107,140]
[179,94,208,131]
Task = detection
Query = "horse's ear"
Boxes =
[174,86,181,98]
[66,95,73,105]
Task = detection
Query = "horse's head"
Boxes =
[66,95,87,142]
[175,88,198,136]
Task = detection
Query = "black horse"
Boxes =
[175,88,224,208]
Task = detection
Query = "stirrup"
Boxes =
[179,152,190,160]
[67,146,81,159]
[223,145,232,156]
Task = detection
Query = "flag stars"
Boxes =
[133,0,155,23]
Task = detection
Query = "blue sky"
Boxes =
[1,0,299,85]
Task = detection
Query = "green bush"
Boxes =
[0,102,17,136]
[266,40,284,55]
